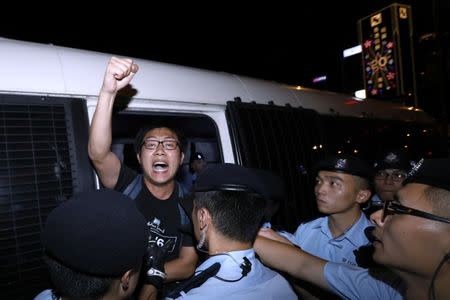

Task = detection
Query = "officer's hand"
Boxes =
[145,240,173,289]
[258,228,293,245]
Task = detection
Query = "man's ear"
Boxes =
[197,208,211,229]
[136,153,141,164]
[180,152,185,166]
[120,269,132,292]
[356,189,371,204]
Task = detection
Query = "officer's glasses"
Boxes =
[142,139,179,150]
[374,170,407,182]
[382,200,450,224]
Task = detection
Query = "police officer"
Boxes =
[264,155,373,265]
[368,150,415,209]
[261,155,373,298]
[34,190,148,300]
[255,157,450,299]
[179,152,207,194]
[166,164,297,299]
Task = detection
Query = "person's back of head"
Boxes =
[41,189,148,300]
[193,164,267,244]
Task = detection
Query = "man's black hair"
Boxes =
[193,190,266,243]
[44,255,114,300]
[133,123,186,154]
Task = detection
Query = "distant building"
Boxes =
[358,3,416,106]
[341,45,364,94]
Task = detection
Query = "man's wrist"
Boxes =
[147,267,167,280]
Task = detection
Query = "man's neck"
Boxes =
[63,291,124,300]
[328,207,361,239]
[400,264,450,300]
[207,233,252,255]
[145,179,175,200]
[398,271,430,300]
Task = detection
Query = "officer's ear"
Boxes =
[120,269,132,291]
[197,207,212,229]
[118,268,135,296]
[356,189,371,204]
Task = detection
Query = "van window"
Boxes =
[110,112,223,179]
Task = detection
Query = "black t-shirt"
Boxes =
[115,164,194,262]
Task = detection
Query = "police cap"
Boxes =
[42,189,148,277]
[194,163,266,196]
[191,152,205,162]
[252,168,286,202]
[404,158,450,192]
[314,155,372,180]
[373,150,414,171]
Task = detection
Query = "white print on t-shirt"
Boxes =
[147,218,164,234]
[148,231,177,252]
[147,218,177,253]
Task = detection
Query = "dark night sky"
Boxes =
[0,1,445,91]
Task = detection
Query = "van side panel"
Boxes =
[0,94,94,299]
[227,101,326,230]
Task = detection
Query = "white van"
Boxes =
[0,37,445,299]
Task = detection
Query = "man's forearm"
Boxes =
[164,257,196,282]
[88,90,116,162]
[138,284,157,300]
[254,236,330,291]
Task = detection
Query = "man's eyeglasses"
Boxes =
[374,170,407,182]
[382,200,450,224]
[141,139,179,151]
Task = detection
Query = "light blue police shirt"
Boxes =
[370,194,383,207]
[324,262,404,299]
[179,171,197,195]
[33,289,59,300]
[280,213,372,266]
[166,249,297,299]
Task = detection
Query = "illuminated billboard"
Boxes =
[358,4,416,99]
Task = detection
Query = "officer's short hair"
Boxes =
[192,164,267,242]
[194,190,265,242]
[404,158,450,219]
